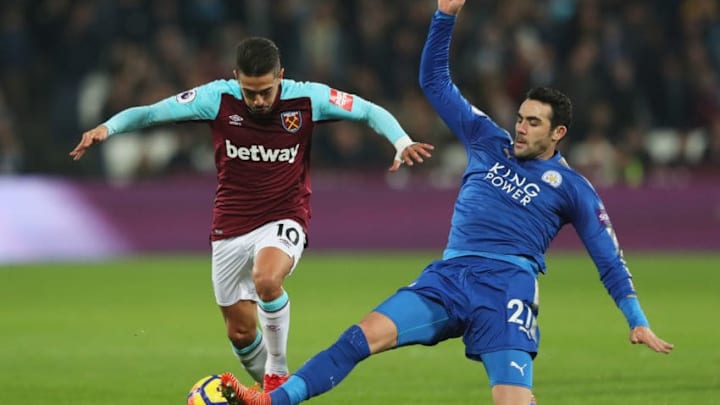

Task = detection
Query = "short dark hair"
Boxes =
[235,37,281,77]
[526,87,573,130]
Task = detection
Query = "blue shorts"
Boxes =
[375,255,540,360]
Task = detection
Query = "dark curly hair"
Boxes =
[526,87,573,130]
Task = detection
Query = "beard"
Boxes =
[247,105,273,116]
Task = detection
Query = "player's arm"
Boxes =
[569,180,674,354]
[70,82,224,161]
[309,84,433,172]
[419,0,511,147]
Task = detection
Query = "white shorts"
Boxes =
[211,219,306,307]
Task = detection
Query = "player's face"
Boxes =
[235,68,284,115]
[514,99,566,160]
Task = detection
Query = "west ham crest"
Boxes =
[281,111,302,133]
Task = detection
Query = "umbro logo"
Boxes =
[228,114,244,126]
[509,361,528,376]
[278,239,292,249]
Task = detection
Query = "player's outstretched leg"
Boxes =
[220,372,270,405]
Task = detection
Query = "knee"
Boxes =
[358,312,398,354]
[227,322,257,346]
[252,270,284,302]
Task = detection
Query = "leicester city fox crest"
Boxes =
[281,111,302,133]
[541,170,563,188]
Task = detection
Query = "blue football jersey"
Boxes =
[420,11,637,306]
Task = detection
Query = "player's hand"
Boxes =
[629,326,674,354]
[69,125,109,161]
[438,0,465,15]
[390,142,435,172]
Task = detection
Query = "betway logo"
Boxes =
[225,140,299,163]
[483,162,540,206]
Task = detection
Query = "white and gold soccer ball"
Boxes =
[187,375,228,405]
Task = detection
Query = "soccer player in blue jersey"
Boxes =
[217,1,674,404]
[69,37,434,393]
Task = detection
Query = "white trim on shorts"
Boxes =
[211,219,306,307]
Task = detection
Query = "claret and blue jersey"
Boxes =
[102,78,409,242]
[420,10,637,306]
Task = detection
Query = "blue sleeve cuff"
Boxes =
[618,296,649,329]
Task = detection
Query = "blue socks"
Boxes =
[271,325,371,405]
[269,376,304,405]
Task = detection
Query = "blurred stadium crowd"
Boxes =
[1,0,719,187]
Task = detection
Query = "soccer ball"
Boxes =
[187,375,228,405]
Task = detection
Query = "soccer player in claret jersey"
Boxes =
[216,1,674,404]
[69,37,433,393]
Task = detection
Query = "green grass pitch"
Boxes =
[1,251,719,404]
